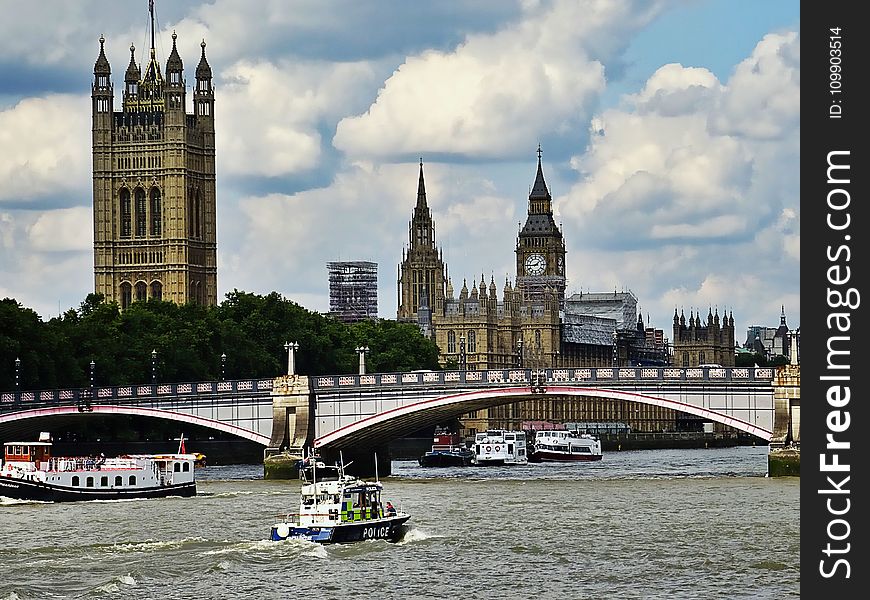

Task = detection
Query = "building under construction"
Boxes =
[327,261,378,323]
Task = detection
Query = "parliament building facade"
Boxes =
[91,10,217,309]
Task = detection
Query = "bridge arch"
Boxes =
[314,385,772,449]
[0,405,271,446]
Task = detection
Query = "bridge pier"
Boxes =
[768,365,800,477]
[263,375,313,479]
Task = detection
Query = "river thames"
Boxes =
[0,446,798,599]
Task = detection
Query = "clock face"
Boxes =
[524,253,547,276]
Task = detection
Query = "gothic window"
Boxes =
[120,189,131,237]
[535,330,542,349]
[193,190,202,239]
[188,190,194,237]
[682,351,689,367]
[468,330,477,353]
[699,352,706,365]
[135,188,146,237]
[447,331,456,353]
[135,281,147,302]
[151,281,162,300]
[120,282,132,309]
[150,188,162,236]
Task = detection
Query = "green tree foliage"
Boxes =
[0,291,442,391]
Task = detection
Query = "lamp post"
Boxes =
[14,357,20,402]
[221,353,227,380]
[284,341,299,376]
[355,345,370,375]
[151,349,157,384]
[459,335,467,371]
[516,338,524,368]
[612,331,618,368]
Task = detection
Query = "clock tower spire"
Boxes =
[515,145,566,305]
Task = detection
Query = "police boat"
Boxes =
[269,452,410,544]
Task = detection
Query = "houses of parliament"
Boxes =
[90,5,736,434]
[396,150,735,434]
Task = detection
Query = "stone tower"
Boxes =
[92,3,217,308]
[515,146,566,306]
[397,160,447,323]
[672,308,736,367]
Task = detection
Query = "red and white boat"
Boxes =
[528,430,603,462]
[1,432,197,502]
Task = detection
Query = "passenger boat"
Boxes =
[270,453,410,544]
[528,429,603,462]
[474,429,528,465]
[0,433,197,502]
[418,428,475,467]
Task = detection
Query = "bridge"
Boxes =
[1,366,783,471]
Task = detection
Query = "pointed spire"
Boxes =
[780,305,787,325]
[416,158,427,209]
[673,308,679,324]
[196,39,212,80]
[530,143,551,199]
[125,43,140,82]
[167,30,183,73]
[94,35,111,75]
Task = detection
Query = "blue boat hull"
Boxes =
[270,515,410,544]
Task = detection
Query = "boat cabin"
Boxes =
[3,441,51,468]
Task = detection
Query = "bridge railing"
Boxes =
[0,378,275,411]
[311,367,775,390]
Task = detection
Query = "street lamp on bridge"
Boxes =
[516,338,524,368]
[14,357,20,402]
[284,341,299,376]
[459,335,467,371]
[612,330,618,368]
[355,345,370,375]
[221,353,227,381]
[151,349,157,384]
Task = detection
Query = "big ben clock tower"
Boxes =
[515,146,566,305]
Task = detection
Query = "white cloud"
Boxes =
[0,95,91,204]
[334,0,666,159]
[216,59,378,177]
[709,31,800,139]
[28,207,93,252]
[556,30,800,334]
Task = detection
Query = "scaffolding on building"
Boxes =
[327,261,378,323]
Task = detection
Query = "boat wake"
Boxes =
[396,525,439,545]
[0,496,49,505]
[92,572,139,594]
[110,536,209,554]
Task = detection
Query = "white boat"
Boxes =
[0,433,197,502]
[474,430,528,465]
[528,429,603,462]
[270,453,410,544]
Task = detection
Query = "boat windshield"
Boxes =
[300,464,341,483]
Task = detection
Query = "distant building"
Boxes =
[395,149,673,435]
[672,308,736,367]
[327,261,378,323]
[744,306,797,362]
[92,4,217,308]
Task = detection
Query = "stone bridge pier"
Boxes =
[265,375,312,459]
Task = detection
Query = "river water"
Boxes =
[1,446,798,599]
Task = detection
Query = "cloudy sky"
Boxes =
[0,0,799,344]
